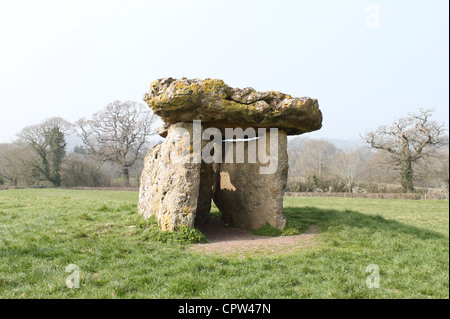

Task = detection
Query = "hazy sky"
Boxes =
[0,0,448,143]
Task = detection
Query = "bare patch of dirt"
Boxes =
[190,218,322,257]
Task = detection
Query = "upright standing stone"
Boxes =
[138,122,200,231]
[213,130,288,230]
[138,121,215,231]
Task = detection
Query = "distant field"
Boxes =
[0,189,448,298]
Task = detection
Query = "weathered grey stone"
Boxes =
[213,130,288,230]
[156,122,169,138]
[138,121,215,231]
[143,78,322,135]
[138,122,201,231]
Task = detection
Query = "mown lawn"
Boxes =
[0,189,448,298]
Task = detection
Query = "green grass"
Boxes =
[0,189,448,299]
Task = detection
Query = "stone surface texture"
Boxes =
[143,77,322,135]
[213,130,288,230]
[138,122,201,231]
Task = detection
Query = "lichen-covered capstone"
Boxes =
[144,78,322,135]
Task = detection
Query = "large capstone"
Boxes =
[144,78,322,135]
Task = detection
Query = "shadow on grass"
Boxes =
[284,206,447,241]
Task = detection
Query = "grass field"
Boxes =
[0,188,448,299]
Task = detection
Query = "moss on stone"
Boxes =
[202,78,231,99]
[143,78,322,135]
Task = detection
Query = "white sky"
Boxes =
[0,0,448,143]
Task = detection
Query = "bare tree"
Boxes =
[333,147,370,192]
[298,139,339,182]
[359,150,397,190]
[287,138,339,191]
[17,117,72,187]
[61,153,112,187]
[76,100,156,186]
[0,142,38,186]
[438,149,450,190]
[413,147,449,189]
[0,143,20,186]
[287,136,308,179]
[361,109,448,192]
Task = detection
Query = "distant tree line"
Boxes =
[287,109,449,194]
[0,107,448,194]
[0,101,157,188]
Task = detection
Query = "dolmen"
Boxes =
[138,78,322,231]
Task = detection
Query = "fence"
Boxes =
[284,191,449,200]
